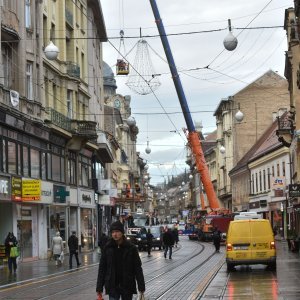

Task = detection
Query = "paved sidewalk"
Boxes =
[0,250,100,288]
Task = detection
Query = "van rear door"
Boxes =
[250,220,273,260]
[230,221,251,261]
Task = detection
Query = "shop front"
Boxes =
[80,189,96,251]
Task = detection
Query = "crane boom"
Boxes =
[149,0,219,209]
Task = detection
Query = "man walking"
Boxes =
[146,228,153,257]
[96,220,145,300]
[163,228,175,259]
[68,231,81,268]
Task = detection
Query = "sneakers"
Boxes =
[169,257,172,259]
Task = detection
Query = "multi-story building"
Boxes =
[0,0,117,260]
[214,70,289,211]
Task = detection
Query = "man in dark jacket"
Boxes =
[212,227,222,252]
[163,228,175,259]
[68,231,81,268]
[5,232,18,274]
[96,220,145,300]
[146,228,153,257]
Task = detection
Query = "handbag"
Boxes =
[10,246,19,258]
[138,293,145,300]
[58,251,64,263]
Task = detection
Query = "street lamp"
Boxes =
[219,145,226,154]
[127,116,136,126]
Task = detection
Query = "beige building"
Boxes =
[214,70,289,211]
[0,0,116,260]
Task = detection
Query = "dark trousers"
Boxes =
[109,293,133,300]
[214,240,221,251]
[164,245,172,258]
[69,250,80,267]
[8,257,17,272]
[147,243,152,255]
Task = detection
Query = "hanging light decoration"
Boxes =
[189,174,193,179]
[223,19,238,51]
[44,41,59,60]
[126,39,161,95]
[220,145,226,154]
[126,116,136,126]
[145,140,151,154]
[235,110,244,122]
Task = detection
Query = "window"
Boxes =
[251,174,254,194]
[259,171,262,192]
[68,151,76,185]
[8,141,17,174]
[263,170,266,191]
[2,44,13,88]
[255,173,258,193]
[79,155,91,187]
[30,148,40,178]
[25,0,31,28]
[26,62,33,100]
[282,161,286,177]
[267,167,270,189]
[23,145,29,177]
[50,23,55,41]
[41,152,47,180]
[277,163,280,177]
[67,90,73,118]
[272,166,274,177]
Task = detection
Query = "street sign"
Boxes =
[288,184,300,197]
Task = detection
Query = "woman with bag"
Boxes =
[52,231,64,266]
[5,232,18,274]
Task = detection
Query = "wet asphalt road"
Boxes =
[0,237,299,299]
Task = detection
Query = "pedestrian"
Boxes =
[5,232,18,274]
[96,220,145,300]
[146,228,153,257]
[172,227,179,247]
[212,227,222,252]
[68,231,81,268]
[163,228,174,259]
[98,232,109,252]
[52,231,64,266]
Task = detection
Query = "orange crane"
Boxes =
[149,0,219,210]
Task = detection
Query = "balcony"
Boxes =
[45,107,71,131]
[71,120,97,139]
[96,132,114,163]
[66,61,80,79]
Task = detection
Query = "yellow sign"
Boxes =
[22,179,41,201]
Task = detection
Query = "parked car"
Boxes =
[126,226,145,246]
[137,226,163,251]
[226,219,276,271]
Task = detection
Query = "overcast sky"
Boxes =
[101,0,294,185]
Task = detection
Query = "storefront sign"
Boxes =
[289,184,300,197]
[54,185,69,203]
[79,189,94,206]
[249,201,260,209]
[272,177,285,190]
[41,181,53,204]
[22,179,41,201]
[0,176,10,201]
[99,194,110,205]
[11,177,22,201]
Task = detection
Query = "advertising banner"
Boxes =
[22,179,41,201]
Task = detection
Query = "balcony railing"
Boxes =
[71,120,97,138]
[66,61,80,79]
[45,107,71,131]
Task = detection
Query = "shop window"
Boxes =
[79,154,91,187]
[81,208,94,250]
[49,207,66,241]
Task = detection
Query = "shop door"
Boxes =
[17,220,33,259]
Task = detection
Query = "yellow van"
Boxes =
[226,219,276,271]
